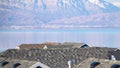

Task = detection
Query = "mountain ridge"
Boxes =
[0,0,119,14]
[0,0,120,29]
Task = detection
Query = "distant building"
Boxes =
[0,58,50,68]
[62,42,89,48]
[16,44,45,50]
[17,42,89,50]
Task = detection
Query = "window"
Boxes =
[111,64,120,68]
[36,66,42,68]
[80,44,89,48]
[13,63,21,68]
[90,61,100,68]
[1,61,9,66]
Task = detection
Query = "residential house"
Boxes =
[109,48,120,60]
[17,42,89,50]
[75,58,120,68]
[0,58,50,68]
[0,47,117,68]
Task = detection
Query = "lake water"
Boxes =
[0,28,120,51]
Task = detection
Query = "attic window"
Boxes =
[111,64,120,68]
[90,61,100,68]
[80,44,89,48]
[1,61,9,66]
[13,63,21,68]
[114,49,120,51]
[36,66,42,68]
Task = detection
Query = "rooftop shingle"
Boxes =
[75,58,120,68]
[0,47,117,68]
[0,58,50,68]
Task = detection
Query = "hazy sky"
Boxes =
[106,0,120,7]
[106,0,120,2]
[1,30,120,50]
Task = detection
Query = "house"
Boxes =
[45,44,89,49]
[16,42,89,50]
[41,42,89,49]
[75,58,120,68]
[16,44,44,50]
[62,42,89,48]
[0,58,50,68]
[16,43,59,50]
[109,48,120,60]
[0,47,116,68]
[16,42,61,50]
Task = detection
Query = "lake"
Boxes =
[0,28,120,51]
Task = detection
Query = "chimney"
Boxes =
[43,45,48,49]
[111,55,116,61]
[67,60,72,68]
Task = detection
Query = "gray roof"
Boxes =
[46,44,89,49]
[0,58,50,68]
[109,49,120,60]
[17,42,89,50]
[62,42,86,46]
[46,42,89,49]
[0,58,37,68]
[0,47,116,68]
[75,58,120,68]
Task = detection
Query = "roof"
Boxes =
[75,58,120,68]
[0,47,116,68]
[109,49,120,60]
[18,44,44,50]
[18,44,58,50]
[46,44,89,49]
[41,42,61,45]
[0,58,50,68]
[63,42,86,46]
[0,58,37,68]
[18,42,89,50]
[17,42,62,50]
[30,62,50,68]
[63,42,89,48]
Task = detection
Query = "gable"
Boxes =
[30,62,50,68]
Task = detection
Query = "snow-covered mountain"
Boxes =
[0,0,119,14]
[0,0,120,29]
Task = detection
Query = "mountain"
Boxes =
[0,0,120,29]
[45,12,120,28]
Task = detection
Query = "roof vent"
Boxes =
[36,66,42,68]
[13,63,21,68]
[67,60,72,68]
[111,55,116,61]
[43,45,47,49]
[90,61,100,68]
[80,44,89,48]
[111,64,120,68]
[1,61,9,66]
